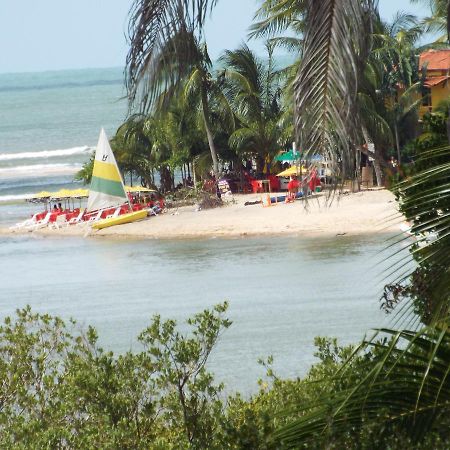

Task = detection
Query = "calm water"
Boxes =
[0,67,409,394]
[0,233,405,393]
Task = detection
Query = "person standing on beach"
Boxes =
[286,176,299,202]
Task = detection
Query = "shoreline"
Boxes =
[1,189,404,241]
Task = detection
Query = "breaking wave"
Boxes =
[0,163,82,179]
[0,146,91,161]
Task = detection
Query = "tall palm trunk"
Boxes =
[373,146,384,187]
[201,86,219,178]
[394,121,401,166]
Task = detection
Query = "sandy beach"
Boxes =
[3,189,403,239]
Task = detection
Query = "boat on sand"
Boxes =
[92,209,147,229]
[85,129,148,230]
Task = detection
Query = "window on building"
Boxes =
[422,87,432,107]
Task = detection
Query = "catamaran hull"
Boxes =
[92,210,148,230]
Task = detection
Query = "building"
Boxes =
[419,49,450,117]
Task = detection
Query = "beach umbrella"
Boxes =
[50,189,73,199]
[124,185,156,193]
[274,150,300,162]
[70,188,89,198]
[29,191,52,199]
[276,166,307,177]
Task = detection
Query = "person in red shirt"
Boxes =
[286,176,300,202]
[308,169,321,193]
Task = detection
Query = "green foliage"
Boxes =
[74,152,94,185]
[221,44,286,171]
[0,304,231,448]
[0,305,394,449]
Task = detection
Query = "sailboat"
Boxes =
[87,128,148,230]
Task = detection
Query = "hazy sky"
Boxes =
[0,0,430,74]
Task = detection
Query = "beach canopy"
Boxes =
[276,166,307,177]
[33,191,52,199]
[274,150,300,162]
[26,189,89,202]
[124,185,156,193]
[87,128,129,212]
[50,188,89,199]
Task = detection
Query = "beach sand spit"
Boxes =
[3,189,404,240]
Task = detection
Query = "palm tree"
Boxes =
[411,0,450,42]
[249,0,306,53]
[127,10,225,178]
[112,115,153,187]
[183,41,233,177]
[220,44,284,173]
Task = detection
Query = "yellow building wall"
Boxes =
[419,82,450,118]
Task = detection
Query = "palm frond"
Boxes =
[126,0,217,112]
[277,325,450,447]
[293,0,376,182]
[249,0,306,40]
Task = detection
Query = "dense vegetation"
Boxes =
[4,304,442,449]
[77,1,438,190]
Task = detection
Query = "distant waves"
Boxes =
[0,163,82,179]
[0,146,90,203]
[0,146,91,161]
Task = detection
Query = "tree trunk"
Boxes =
[446,106,450,144]
[201,87,219,178]
[192,159,197,187]
[394,122,401,166]
[159,166,172,193]
[373,148,383,187]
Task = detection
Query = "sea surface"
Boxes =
[0,233,406,394]
[0,67,411,394]
[0,67,126,225]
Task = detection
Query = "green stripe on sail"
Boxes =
[90,176,126,198]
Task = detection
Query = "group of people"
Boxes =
[52,203,63,213]
[285,169,322,203]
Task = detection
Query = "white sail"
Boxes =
[86,129,128,212]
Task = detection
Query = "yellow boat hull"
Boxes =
[92,209,148,230]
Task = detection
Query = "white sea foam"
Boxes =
[0,163,82,179]
[0,193,33,203]
[0,146,91,161]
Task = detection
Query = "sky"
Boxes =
[0,0,431,74]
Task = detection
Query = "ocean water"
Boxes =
[0,67,411,394]
[0,67,126,222]
[0,233,406,393]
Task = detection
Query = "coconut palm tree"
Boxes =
[411,0,450,42]
[183,41,234,177]
[249,0,306,53]
[127,13,225,178]
[220,44,285,173]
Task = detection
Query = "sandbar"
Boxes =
[2,189,403,240]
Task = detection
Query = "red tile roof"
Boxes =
[424,75,450,87]
[420,50,450,71]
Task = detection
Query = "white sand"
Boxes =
[2,189,403,240]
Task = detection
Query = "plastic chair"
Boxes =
[10,212,41,230]
[68,209,85,225]
[26,212,52,231]
[106,207,121,219]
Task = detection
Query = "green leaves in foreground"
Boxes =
[0,303,231,449]
[278,325,450,449]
